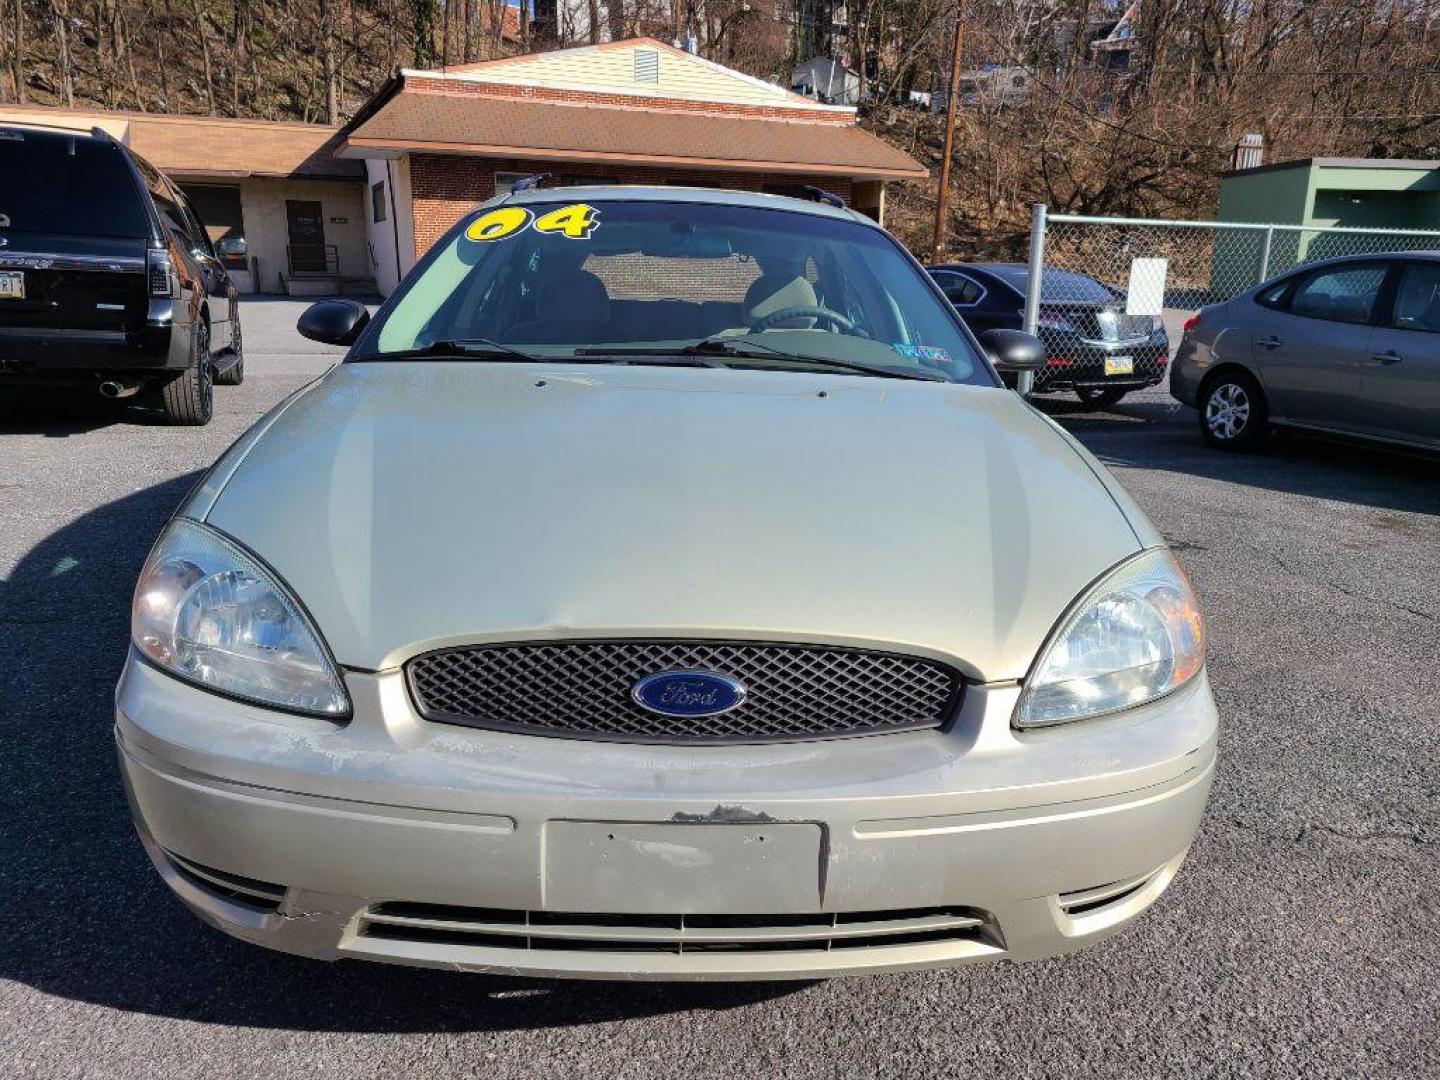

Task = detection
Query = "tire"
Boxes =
[214,317,244,386]
[1199,370,1268,451]
[158,321,214,426]
[1076,386,1128,409]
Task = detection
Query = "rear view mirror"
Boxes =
[216,236,247,257]
[297,299,371,347]
[978,328,1045,372]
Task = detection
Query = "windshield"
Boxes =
[985,266,1117,305]
[358,198,987,384]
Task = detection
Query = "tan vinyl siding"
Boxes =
[451,42,796,104]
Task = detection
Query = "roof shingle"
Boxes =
[345,89,926,180]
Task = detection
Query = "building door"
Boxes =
[286,200,327,273]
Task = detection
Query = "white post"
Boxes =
[1258,225,1274,283]
[1019,202,1047,397]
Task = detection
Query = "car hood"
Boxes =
[203,362,1146,680]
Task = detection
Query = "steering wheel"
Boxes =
[748,305,858,335]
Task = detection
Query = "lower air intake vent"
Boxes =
[359,903,998,955]
[164,849,286,913]
[1058,870,1157,918]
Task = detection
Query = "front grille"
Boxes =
[359,902,999,955]
[405,640,964,744]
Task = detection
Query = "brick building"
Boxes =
[337,38,927,294]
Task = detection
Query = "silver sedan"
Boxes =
[1173,252,1440,452]
[118,187,1216,980]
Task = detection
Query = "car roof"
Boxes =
[500,183,877,228]
[0,123,112,146]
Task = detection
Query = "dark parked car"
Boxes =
[927,263,1169,407]
[0,124,243,424]
[1173,253,1439,452]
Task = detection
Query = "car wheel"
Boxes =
[1199,371,1267,451]
[1077,386,1128,409]
[158,321,214,426]
[214,318,244,386]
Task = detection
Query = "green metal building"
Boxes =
[1214,157,1440,288]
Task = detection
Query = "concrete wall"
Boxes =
[231,176,370,294]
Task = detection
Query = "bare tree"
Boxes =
[11,0,26,103]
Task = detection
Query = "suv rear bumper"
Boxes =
[0,300,186,382]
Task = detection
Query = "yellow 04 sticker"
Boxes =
[533,203,601,240]
[465,206,533,243]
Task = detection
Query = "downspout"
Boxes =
[386,157,402,291]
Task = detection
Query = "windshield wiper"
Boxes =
[677,337,950,383]
[370,338,543,362]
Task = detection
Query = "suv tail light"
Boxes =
[1182,314,1201,334]
[147,245,173,297]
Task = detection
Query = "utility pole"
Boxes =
[931,1,965,263]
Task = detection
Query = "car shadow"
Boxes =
[0,475,810,1033]
[1041,399,1440,517]
[0,387,165,434]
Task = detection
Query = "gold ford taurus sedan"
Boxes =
[117,186,1216,980]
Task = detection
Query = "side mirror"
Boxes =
[978,328,1045,372]
[297,299,371,347]
[215,236,247,257]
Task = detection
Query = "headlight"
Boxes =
[131,518,349,717]
[1014,548,1205,729]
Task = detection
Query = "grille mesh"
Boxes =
[406,640,963,744]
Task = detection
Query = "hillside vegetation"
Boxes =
[4,1,1437,257]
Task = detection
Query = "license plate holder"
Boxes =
[1104,354,1135,376]
[544,821,823,914]
[0,271,25,300]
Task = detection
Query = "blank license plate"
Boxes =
[1104,355,1135,376]
[0,271,24,299]
[544,821,823,913]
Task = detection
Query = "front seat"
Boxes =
[744,263,818,330]
[509,269,612,344]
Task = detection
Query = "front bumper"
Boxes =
[117,654,1217,980]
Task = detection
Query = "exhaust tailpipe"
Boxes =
[98,380,140,399]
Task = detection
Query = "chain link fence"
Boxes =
[1019,208,1440,413]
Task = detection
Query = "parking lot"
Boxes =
[2,297,1436,1079]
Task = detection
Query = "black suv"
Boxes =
[0,124,243,424]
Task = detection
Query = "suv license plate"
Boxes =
[1105,355,1134,376]
[0,271,24,299]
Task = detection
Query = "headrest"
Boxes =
[537,269,610,323]
[745,273,818,330]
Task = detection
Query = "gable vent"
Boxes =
[634,49,660,84]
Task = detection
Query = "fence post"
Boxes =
[1258,225,1274,283]
[1019,202,1047,397]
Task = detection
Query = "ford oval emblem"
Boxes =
[632,670,747,718]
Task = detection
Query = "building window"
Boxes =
[494,171,530,196]
[371,181,387,223]
[563,175,620,188]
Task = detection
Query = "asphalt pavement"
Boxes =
[2,298,1436,1079]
